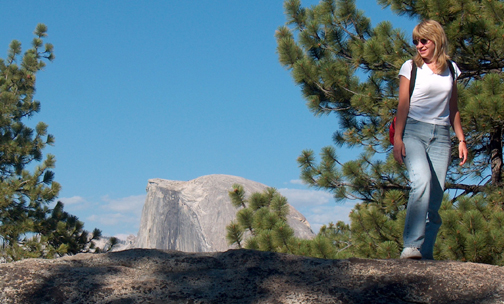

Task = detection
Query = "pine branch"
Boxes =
[446,183,486,194]
[355,209,378,248]
[337,242,352,253]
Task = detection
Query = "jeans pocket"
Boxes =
[404,118,420,138]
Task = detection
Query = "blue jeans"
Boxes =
[402,118,451,259]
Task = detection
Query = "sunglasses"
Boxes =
[413,38,429,46]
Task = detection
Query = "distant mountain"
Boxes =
[135,174,315,252]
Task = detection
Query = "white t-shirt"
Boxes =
[399,59,461,125]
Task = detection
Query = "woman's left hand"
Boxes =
[459,142,468,166]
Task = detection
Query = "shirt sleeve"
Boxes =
[451,61,462,79]
[398,59,413,80]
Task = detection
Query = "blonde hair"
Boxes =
[412,20,450,74]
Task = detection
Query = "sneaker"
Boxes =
[400,247,422,259]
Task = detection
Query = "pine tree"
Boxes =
[276,0,504,263]
[36,201,103,257]
[0,24,107,261]
[436,190,504,265]
[226,184,298,254]
[226,185,347,259]
[317,221,352,258]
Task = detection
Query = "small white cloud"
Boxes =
[87,214,97,222]
[278,188,333,208]
[101,194,146,214]
[86,212,139,227]
[65,194,147,236]
[289,179,306,185]
[86,195,146,235]
[59,196,87,205]
[304,202,357,233]
[309,203,355,223]
[58,196,95,211]
[277,187,357,234]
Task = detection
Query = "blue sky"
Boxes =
[1,1,418,239]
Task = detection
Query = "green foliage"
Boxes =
[309,235,336,259]
[435,190,504,265]
[226,185,298,254]
[316,192,504,265]
[276,0,504,264]
[0,25,105,262]
[236,208,254,234]
[346,202,404,259]
[37,201,102,256]
[228,184,247,208]
[318,221,352,258]
[278,0,504,192]
[226,221,244,249]
[224,186,342,259]
[225,185,504,265]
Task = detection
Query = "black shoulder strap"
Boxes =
[409,61,417,98]
[447,59,456,82]
[407,60,455,100]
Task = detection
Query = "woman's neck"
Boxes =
[424,58,437,72]
[423,57,436,65]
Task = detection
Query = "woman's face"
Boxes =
[415,38,435,62]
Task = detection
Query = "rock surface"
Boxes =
[135,174,315,252]
[1,248,504,304]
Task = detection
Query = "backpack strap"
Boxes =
[408,60,456,96]
[390,60,416,145]
[447,59,456,82]
[409,61,417,98]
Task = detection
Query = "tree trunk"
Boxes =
[490,128,503,186]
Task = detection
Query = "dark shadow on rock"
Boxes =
[1,249,504,304]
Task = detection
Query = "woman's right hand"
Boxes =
[393,138,406,164]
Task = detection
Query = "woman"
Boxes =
[393,20,468,260]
